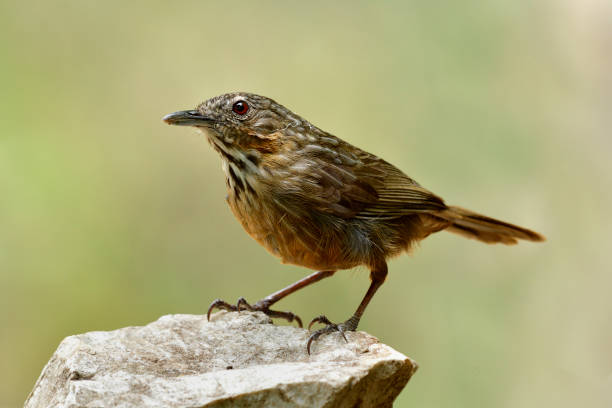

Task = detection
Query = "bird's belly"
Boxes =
[227,195,361,271]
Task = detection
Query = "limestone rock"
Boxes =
[25,311,417,407]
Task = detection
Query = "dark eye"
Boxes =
[232,101,249,115]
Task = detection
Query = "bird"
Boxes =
[163,92,544,353]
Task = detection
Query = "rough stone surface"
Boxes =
[25,311,417,407]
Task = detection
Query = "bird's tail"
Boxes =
[435,206,545,245]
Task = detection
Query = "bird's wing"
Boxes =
[283,147,447,219]
[353,157,447,219]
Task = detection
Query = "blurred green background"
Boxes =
[2,1,611,406]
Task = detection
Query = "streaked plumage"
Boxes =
[164,92,544,352]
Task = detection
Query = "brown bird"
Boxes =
[163,92,544,353]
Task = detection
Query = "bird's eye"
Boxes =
[232,101,249,115]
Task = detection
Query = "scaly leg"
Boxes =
[307,262,388,354]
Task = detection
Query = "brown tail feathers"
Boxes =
[437,206,545,245]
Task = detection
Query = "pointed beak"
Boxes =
[162,110,214,126]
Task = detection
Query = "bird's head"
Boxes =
[163,92,306,157]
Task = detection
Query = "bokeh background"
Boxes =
[2,1,611,406]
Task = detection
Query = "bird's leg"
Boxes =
[207,270,336,328]
[307,263,388,354]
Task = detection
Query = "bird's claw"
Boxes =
[307,314,357,355]
[206,297,303,327]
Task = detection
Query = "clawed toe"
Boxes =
[206,297,303,327]
[307,315,351,355]
[307,314,334,330]
[206,298,238,320]
[307,314,361,355]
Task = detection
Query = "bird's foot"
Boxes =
[307,314,360,354]
[206,297,303,327]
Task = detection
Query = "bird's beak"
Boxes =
[162,110,214,127]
